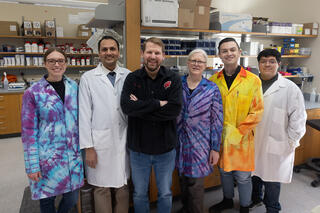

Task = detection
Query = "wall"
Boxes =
[0,2,93,37]
[212,0,320,93]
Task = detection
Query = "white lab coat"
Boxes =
[252,74,307,183]
[79,63,131,187]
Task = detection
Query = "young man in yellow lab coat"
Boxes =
[209,37,264,213]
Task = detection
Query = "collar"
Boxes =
[141,65,165,79]
[41,74,69,87]
[100,63,119,75]
[217,66,247,78]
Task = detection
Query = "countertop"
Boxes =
[305,101,320,110]
[0,88,24,94]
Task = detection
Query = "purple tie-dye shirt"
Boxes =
[21,76,84,200]
[176,75,223,178]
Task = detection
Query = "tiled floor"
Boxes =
[1,137,320,213]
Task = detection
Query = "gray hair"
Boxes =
[187,48,208,62]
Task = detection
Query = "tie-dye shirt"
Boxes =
[21,76,84,200]
[176,76,223,178]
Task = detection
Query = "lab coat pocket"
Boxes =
[270,107,287,142]
[92,129,113,150]
[266,136,289,155]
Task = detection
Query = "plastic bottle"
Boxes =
[310,88,316,103]
[31,42,38,53]
[24,41,31,53]
[3,72,8,90]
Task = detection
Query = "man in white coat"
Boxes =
[79,36,131,213]
[251,49,307,213]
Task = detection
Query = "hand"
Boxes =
[160,100,168,107]
[85,148,97,168]
[209,150,219,166]
[27,171,42,182]
[130,94,138,101]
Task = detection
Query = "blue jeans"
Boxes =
[252,176,281,213]
[39,189,79,213]
[129,149,176,213]
[219,168,252,207]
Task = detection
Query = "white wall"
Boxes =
[212,0,320,93]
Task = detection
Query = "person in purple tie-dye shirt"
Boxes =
[176,49,223,213]
[21,48,84,213]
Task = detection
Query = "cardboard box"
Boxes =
[210,12,252,32]
[303,22,319,29]
[44,20,55,37]
[141,0,178,27]
[77,24,92,37]
[178,8,194,28]
[32,21,41,36]
[178,0,211,29]
[0,21,19,36]
[23,21,33,36]
[194,4,210,29]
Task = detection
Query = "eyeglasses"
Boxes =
[189,60,206,65]
[46,59,66,65]
[259,60,278,65]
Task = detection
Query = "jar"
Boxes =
[81,57,85,66]
[38,44,44,53]
[86,57,90,65]
[71,58,76,66]
[24,41,31,53]
[26,56,31,66]
[31,42,38,53]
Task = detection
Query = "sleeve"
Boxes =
[120,73,163,117]
[287,85,307,149]
[237,78,264,138]
[141,74,182,121]
[78,75,94,149]
[21,90,40,174]
[210,86,224,151]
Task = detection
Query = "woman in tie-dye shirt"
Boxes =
[176,49,223,213]
[21,48,83,213]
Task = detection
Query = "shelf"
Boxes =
[282,55,311,58]
[266,33,317,38]
[141,26,318,38]
[0,35,89,40]
[0,65,96,69]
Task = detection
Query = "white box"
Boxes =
[56,26,64,37]
[211,12,252,32]
[141,0,178,27]
[240,42,259,56]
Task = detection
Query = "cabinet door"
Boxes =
[0,94,21,135]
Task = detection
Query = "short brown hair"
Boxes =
[142,37,165,53]
[44,47,67,62]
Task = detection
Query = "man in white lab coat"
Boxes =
[251,49,307,213]
[79,36,131,213]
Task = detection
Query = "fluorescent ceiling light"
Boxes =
[0,0,108,10]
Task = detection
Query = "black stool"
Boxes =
[294,119,320,187]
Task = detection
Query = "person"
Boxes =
[208,37,264,213]
[79,36,131,213]
[120,37,182,213]
[250,49,307,213]
[21,47,84,213]
[176,48,223,213]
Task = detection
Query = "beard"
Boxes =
[144,60,161,72]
